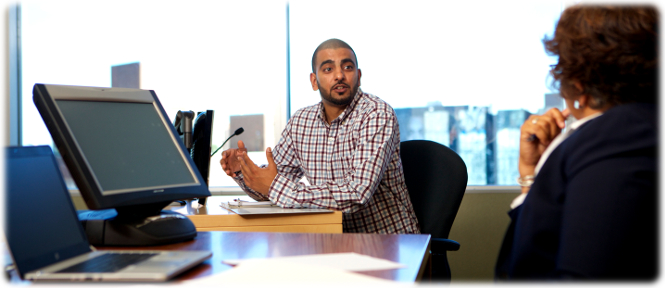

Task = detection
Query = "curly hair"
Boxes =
[544,5,658,107]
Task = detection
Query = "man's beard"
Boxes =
[318,80,359,106]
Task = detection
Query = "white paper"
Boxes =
[223,252,406,272]
[224,200,276,207]
[183,258,410,286]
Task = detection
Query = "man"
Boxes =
[220,39,419,234]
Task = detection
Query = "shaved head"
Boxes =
[311,38,358,73]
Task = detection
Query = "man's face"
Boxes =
[310,48,361,107]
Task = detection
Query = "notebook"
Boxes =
[4,145,212,282]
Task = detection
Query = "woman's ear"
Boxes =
[577,94,590,108]
[573,81,599,108]
[573,81,584,94]
[572,81,589,107]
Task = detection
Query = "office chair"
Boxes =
[400,140,468,281]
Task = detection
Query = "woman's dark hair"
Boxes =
[545,5,658,107]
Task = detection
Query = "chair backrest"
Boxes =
[400,140,468,239]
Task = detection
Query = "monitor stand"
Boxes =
[77,201,197,246]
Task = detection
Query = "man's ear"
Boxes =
[357,69,362,87]
[310,73,319,91]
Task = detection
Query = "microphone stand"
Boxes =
[211,127,244,157]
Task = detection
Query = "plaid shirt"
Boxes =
[234,89,419,234]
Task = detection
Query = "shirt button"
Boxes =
[328,137,334,142]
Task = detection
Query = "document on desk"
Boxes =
[181,258,406,286]
[223,252,406,271]
[220,200,333,215]
[225,199,277,207]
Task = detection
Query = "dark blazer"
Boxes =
[496,103,657,280]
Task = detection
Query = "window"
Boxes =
[20,1,287,189]
[289,0,563,185]
[17,0,564,188]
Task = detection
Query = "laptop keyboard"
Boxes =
[56,253,159,273]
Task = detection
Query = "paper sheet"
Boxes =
[182,258,410,286]
[223,252,406,272]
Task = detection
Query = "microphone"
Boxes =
[210,127,244,157]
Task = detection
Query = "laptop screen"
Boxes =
[5,146,92,278]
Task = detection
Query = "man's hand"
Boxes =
[238,147,278,195]
[220,140,248,177]
[518,108,570,189]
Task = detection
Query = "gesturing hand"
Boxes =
[220,140,248,177]
[238,147,278,195]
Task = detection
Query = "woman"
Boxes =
[496,5,657,280]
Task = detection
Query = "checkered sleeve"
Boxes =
[232,172,270,201]
[268,109,397,213]
[232,120,305,202]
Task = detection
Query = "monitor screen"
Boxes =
[33,84,210,210]
[56,100,197,193]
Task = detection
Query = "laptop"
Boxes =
[4,145,212,282]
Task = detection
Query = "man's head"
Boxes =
[310,39,361,107]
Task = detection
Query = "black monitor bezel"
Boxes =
[33,84,211,210]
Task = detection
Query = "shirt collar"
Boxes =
[569,111,603,130]
[318,88,364,124]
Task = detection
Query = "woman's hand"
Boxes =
[518,108,570,191]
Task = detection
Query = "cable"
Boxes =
[210,127,244,157]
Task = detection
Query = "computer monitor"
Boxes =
[33,84,211,246]
[174,110,214,206]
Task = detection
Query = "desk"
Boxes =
[165,196,343,233]
[7,231,432,283]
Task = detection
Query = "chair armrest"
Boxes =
[431,238,460,253]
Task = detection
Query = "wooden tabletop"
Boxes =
[100,231,432,282]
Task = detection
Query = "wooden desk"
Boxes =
[165,196,343,233]
[6,231,431,283]
[108,231,431,282]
